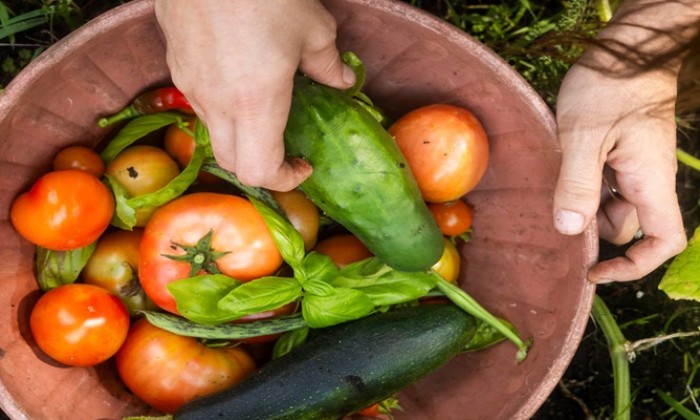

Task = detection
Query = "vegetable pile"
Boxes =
[10,53,529,419]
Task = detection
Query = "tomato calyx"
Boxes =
[163,230,230,276]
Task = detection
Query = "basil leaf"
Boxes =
[333,257,437,306]
[272,327,309,360]
[218,276,303,319]
[192,118,213,150]
[104,174,137,230]
[100,112,184,163]
[167,274,241,324]
[301,288,374,328]
[302,252,339,287]
[35,243,96,291]
[249,197,306,273]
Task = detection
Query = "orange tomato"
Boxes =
[52,145,105,178]
[116,318,256,413]
[30,283,130,366]
[164,118,219,183]
[271,189,320,251]
[10,169,114,250]
[388,104,489,203]
[314,234,373,269]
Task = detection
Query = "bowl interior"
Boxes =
[0,0,597,419]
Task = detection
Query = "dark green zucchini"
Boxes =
[175,303,476,420]
[283,76,443,272]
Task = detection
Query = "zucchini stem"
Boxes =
[435,276,530,362]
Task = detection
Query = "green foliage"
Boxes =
[0,0,89,87]
[660,226,700,301]
[406,0,607,105]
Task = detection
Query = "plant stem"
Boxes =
[677,149,700,172]
[435,276,530,362]
[592,294,631,420]
[596,0,613,22]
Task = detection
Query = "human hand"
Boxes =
[154,0,356,191]
[554,61,686,283]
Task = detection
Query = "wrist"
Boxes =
[580,0,700,76]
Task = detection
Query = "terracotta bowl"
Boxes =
[0,0,597,419]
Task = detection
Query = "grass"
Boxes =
[3,0,700,418]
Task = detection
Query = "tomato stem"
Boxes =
[163,230,228,276]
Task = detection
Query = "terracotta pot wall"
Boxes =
[0,0,597,419]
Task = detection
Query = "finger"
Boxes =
[299,36,355,89]
[590,151,686,283]
[590,233,685,283]
[597,197,639,245]
[553,129,607,235]
[228,79,312,191]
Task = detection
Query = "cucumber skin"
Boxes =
[175,304,476,420]
[283,77,443,272]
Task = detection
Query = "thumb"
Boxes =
[299,44,356,90]
[553,141,605,235]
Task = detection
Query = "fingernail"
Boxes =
[342,65,356,85]
[554,209,585,235]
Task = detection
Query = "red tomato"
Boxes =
[116,318,256,413]
[388,104,489,203]
[82,229,154,314]
[271,189,320,251]
[29,283,130,366]
[314,234,373,269]
[105,144,181,227]
[10,169,115,250]
[139,192,283,314]
[428,200,473,237]
[431,238,461,283]
[52,145,105,178]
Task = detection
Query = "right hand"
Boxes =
[554,60,686,283]
[154,0,356,191]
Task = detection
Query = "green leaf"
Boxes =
[249,197,306,273]
[0,9,47,42]
[218,276,303,320]
[462,319,514,352]
[272,327,309,360]
[35,243,96,291]
[302,252,339,288]
[167,274,241,324]
[301,288,375,328]
[333,257,437,306]
[100,112,184,163]
[656,389,700,420]
[104,174,137,230]
[659,225,700,301]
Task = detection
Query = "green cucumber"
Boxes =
[175,303,475,420]
[283,76,443,272]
